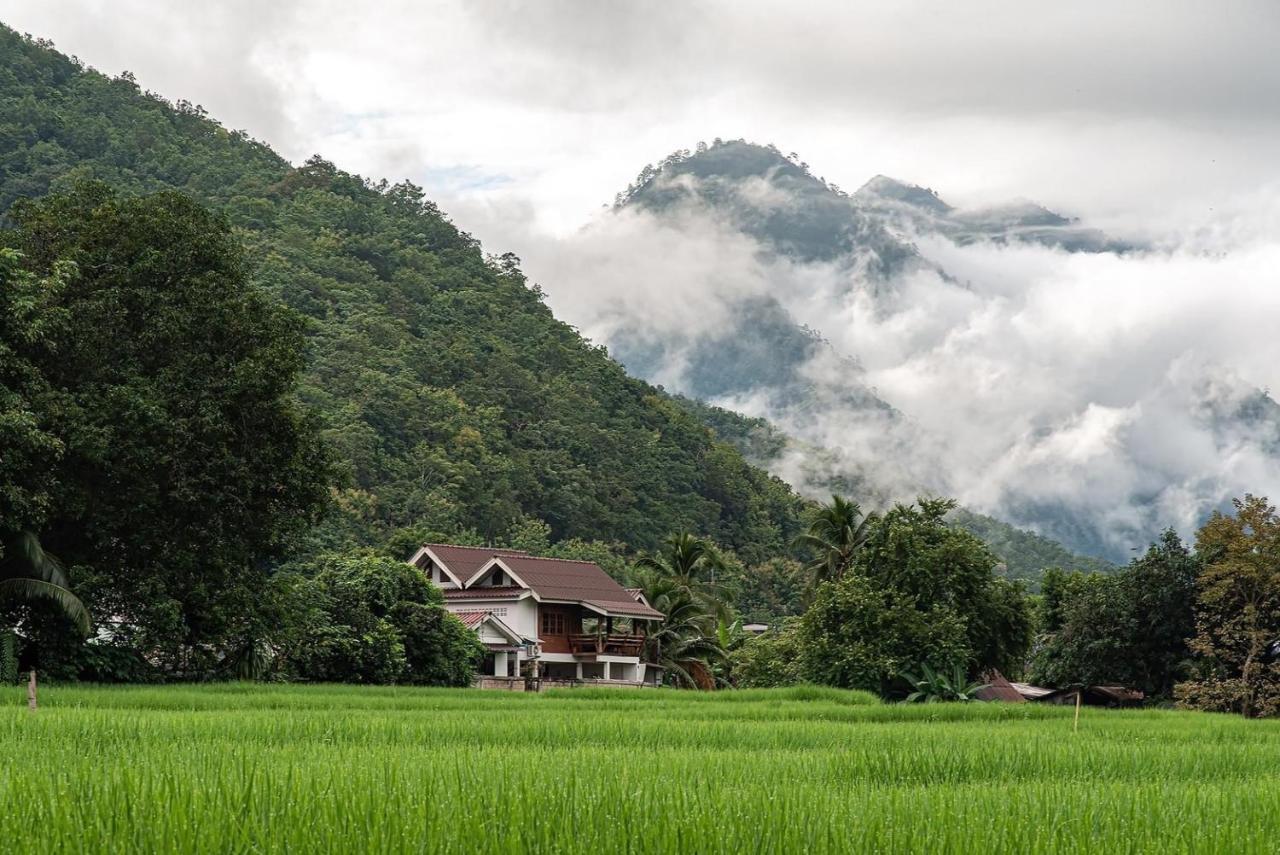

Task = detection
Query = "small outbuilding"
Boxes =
[1038,685,1144,708]
[974,671,1026,703]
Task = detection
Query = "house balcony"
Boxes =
[567,633,646,658]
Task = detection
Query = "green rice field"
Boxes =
[2,683,1278,853]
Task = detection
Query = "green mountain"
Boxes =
[0,28,1113,594]
[0,27,804,565]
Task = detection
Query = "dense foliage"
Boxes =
[0,27,805,572]
[1177,496,1280,717]
[275,554,483,686]
[2,183,331,675]
[733,497,1033,695]
[1030,529,1199,700]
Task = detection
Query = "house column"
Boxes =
[493,651,508,678]
[575,662,583,680]
[604,661,612,682]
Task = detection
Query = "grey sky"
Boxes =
[4,0,1279,236]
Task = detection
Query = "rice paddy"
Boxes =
[2,683,1278,853]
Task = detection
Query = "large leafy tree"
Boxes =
[0,248,68,544]
[854,498,1033,676]
[4,183,332,674]
[1032,530,1198,698]
[277,554,482,686]
[799,572,970,695]
[791,497,1032,695]
[1178,496,1280,717]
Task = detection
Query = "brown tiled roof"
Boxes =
[422,543,528,582]
[497,555,664,620]
[451,610,491,629]
[442,586,527,601]
[449,610,526,643]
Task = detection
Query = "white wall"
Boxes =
[443,597,538,642]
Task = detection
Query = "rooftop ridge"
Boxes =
[498,554,603,566]
[422,542,529,553]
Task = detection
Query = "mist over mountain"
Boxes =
[527,140,1280,561]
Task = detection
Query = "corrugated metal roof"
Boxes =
[975,671,1026,703]
[447,609,526,644]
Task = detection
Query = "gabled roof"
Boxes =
[450,610,527,645]
[415,543,665,621]
[487,555,664,620]
[410,543,529,586]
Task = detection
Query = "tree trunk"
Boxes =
[27,669,37,712]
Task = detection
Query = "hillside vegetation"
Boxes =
[0,27,803,564]
[0,25,1105,628]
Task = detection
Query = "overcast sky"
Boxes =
[4,0,1280,238]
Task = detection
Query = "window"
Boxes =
[490,608,507,617]
[541,611,567,636]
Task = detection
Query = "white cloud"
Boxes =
[507,192,1280,557]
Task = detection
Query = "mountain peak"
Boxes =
[854,175,953,214]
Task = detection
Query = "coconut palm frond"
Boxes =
[0,577,91,636]
[0,530,72,588]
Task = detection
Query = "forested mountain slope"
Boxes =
[0,27,804,564]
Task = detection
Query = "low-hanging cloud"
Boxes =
[510,193,1280,559]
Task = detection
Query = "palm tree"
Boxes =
[637,573,726,689]
[635,533,730,621]
[633,534,736,689]
[1,531,91,709]
[794,495,875,587]
[636,532,726,588]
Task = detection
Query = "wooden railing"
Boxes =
[568,634,646,657]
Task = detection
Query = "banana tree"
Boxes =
[1,531,91,709]
[900,662,988,703]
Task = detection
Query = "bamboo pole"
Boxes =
[27,669,37,712]
[1073,689,1082,733]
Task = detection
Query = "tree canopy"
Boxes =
[3,183,332,673]
[1177,496,1280,717]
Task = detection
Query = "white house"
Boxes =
[408,543,665,688]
